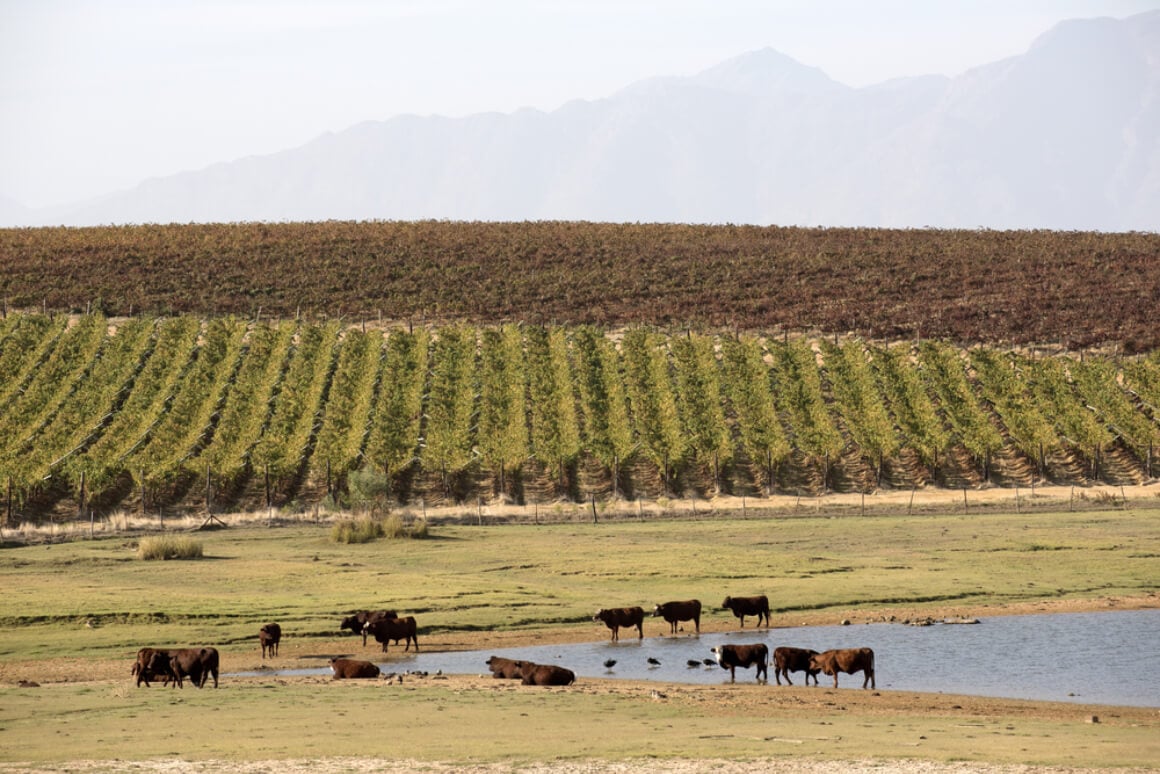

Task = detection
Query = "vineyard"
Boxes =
[0,311,1157,522]
[2,221,1159,351]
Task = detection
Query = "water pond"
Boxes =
[238,609,1159,707]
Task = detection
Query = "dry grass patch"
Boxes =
[135,534,203,560]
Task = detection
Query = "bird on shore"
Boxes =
[686,659,701,668]
[703,657,716,666]
[603,658,617,670]
[647,657,661,667]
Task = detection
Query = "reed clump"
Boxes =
[136,535,204,560]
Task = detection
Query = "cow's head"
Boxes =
[709,646,725,667]
[721,596,732,609]
[340,615,360,633]
[651,604,664,617]
[592,609,606,622]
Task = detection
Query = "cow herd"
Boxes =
[129,599,876,691]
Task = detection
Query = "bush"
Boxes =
[330,515,384,544]
[331,514,430,543]
[137,535,204,560]
[348,468,393,507]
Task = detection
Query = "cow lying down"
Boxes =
[485,655,574,686]
[329,657,381,679]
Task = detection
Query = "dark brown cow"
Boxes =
[485,655,526,679]
[341,610,398,646]
[710,643,769,682]
[773,646,820,686]
[144,650,182,688]
[364,616,419,653]
[135,647,219,688]
[259,623,281,659]
[593,607,644,641]
[809,647,876,689]
[520,663,576,686]
[721,595,770,628]
[653,600,702,634]
[131,647,165,686]
[329,657,380,679]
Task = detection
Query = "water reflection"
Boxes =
[235,609,1159,707]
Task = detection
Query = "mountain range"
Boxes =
[9,10,1159,231]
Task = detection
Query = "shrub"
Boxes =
[137,535,204,560]
[332,514,430,543]
[330,515,384,544]
[348,468,393,508]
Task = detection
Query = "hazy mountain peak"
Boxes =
[5,12,1157,231]
[691,46,847,97]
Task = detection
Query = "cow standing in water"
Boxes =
[653,600,702,634]
[710,644,769,683]
[809,647,876,689]
[773,646,820,686]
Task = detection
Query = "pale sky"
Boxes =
[2,0,1158,209]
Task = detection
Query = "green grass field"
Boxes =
[1,508,1157,769]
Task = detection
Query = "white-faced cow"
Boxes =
[653,599,702,634]
[259,623,281,659]
[710,643,769,683]
[329,657,380,679]
[809,647,876,689]
[593,607,644,641]
[773,646,820,686]
[721,595,770,628]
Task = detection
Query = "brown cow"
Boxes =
[653,600,702,634]
[259,623,281,659]
[773,646,820,686]
[341,610,398,646]
[329,657,380,679]
[710,643,769,682]
[364,616,419,653]
[721,595,770,628]
[809,647,876,689]
[131,647,165,686]
[485,655,526,679]
[520,663,576,686]
[135,647,219,688]
[593,607,644,641]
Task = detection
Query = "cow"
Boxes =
[133,647,218,688]
[593,607,644,641]
[259,623,281,659]
[341,610,398,647]
[710,643,769,683]
[809,647,876,689]
[146,650,189,689]
[485,655,526,679]
[131,647,166,686]
[773,646,820,686]
[721,595,770,628]
[329,657,380,679]
[653,600,702,634]
[363,616,419,653]
[520,663,576,686]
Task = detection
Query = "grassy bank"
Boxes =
[0,507,1157,769]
